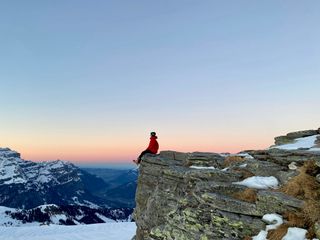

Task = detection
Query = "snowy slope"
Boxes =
[0,222,136,240]
[0,204,132,226]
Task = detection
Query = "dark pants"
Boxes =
[138,150,154,163]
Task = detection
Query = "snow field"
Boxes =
[0,222,136,240]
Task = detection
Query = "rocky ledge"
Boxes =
[133,128,320,240]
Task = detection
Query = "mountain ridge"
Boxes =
[0,147,109,209]
[0,148,135,225]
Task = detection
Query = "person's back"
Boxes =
[133,132,159,164]
[146,134,159,154]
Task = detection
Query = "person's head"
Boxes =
[150,132,156,137]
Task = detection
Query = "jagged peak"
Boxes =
[0,147,80,189]
[0,148,21,159]
[41,159,75,169]
[0,147,75,169]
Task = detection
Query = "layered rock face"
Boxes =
[133,129,320,240]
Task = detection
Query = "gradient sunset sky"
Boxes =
[1,1,319,165]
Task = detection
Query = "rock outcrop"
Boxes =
[133,129,320,239]
[274,129,320,145]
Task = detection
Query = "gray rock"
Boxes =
[316,174,320,183]
[276,170,299,185]
[199,192,260,216]
[250,149,320,166]
[314,221,320,238]
[286,129,318,139]
[316,160,320,168]
[158,151,189,165]
[256,191,304,214]
[244,159,284,176]
[274,136,296,145]
[185,152,225,168]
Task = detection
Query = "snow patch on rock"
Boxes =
[233,176,279,189]
[271,135,320,151]
[190,166,215,170]
[282,227,307,240]
[252,213,283,240]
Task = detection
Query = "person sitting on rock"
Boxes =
[133,132,159,165]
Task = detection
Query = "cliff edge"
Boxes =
[133,129,320,239]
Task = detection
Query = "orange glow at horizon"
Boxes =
[8,136,273,164]
[18,146,140,162]
[2,121,287,164]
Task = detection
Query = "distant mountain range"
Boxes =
[83,168,138,208]
[0,147,137,225]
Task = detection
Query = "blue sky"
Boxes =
[0,1,319,163]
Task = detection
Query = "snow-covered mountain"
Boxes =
[0,148,109,209]
[0,147,135,226]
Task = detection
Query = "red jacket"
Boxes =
[146,136,159,154]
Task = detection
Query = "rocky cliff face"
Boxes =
[133,129,320,239]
